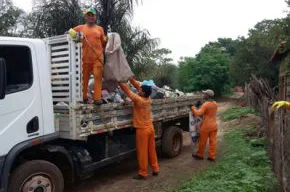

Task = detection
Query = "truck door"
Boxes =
[0,43,43,157]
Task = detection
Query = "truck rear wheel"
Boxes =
[8,160,64,192]
[162,126,183,158]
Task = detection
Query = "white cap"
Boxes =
[202,89,215,97]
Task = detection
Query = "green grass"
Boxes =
[171,127,277,192]
[221,107,257,121]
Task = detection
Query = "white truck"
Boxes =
[0,35,201,192]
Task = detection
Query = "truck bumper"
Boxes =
[0,156,5,192]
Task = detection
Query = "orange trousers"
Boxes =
[82,62,103,101]
[136,128,159,177]
[196,130,217,159]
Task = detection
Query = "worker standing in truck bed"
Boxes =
[69,7,107,105]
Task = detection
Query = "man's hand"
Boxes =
[104,36,109,43]
[68,28,77,39]
[272,101,290,111]
[129,76,136,81]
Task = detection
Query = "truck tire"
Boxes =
[8,160,64,192]
[162,126,183,158]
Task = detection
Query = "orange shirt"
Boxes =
[191,101,218,132]
[119,79,154,129]
[73,24,105,64]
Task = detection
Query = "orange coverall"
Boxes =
[73,24,106,101]
[119,79,159,177]
[191,101,218,159]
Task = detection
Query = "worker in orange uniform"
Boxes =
[272,101,290,110]
[119,77,159,180]
[69,7,107,105]
[191,89,218,162]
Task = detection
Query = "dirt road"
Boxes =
[67,102,230,192]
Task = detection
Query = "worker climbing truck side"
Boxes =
[0,35,201,192]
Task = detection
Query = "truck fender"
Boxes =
[40,145,75,184]
[0,133,59,191]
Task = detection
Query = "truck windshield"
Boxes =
[0,45,33,94]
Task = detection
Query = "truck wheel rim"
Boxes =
[21,173,53,192]
[173,134,181,152]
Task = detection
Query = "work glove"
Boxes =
[272,101,290,111]
[68,28,82,42]
[68,28,77,39]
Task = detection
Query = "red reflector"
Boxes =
[31,138,41,145]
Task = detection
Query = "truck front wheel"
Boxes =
[162,126,183,158]
[8,160,64,192]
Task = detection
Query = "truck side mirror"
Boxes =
[0,58,7,100]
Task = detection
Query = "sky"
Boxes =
[13,0,288,62]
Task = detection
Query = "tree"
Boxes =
[151,49,178,89]
[230,19,285,86]
[178,44,230,96]
[154,63,178,89]
[178,57,197,92]
[0,1,24,36]
[211,38,240,57]
[94,0,140,34]
[22,0,157,76]
[93,0,158,73]
[26,0,84,38]
[122,26,159,71]
[133,48,178,89]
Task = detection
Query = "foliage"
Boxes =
[86,0,159,74]
[25,0,84,38]
[153,63,178,89]
[172,128,277,192]
[178,39,233,96]
[122,27,159,71]
[20,0,159,80]
[5,0,290,93]
[206,38,240,57]
[230,19,285,86]
[221,107,257,121]
[94,0,140,34]
[0,1,24,36]
[133,48,178,89]
[177,17,290,94]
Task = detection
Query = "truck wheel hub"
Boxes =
[22,175,52,192]
[173,134,181,151]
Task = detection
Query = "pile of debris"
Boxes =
[86,77,192,104]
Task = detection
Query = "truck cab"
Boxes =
[0,37,58,192]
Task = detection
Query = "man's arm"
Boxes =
[119,82,141,102]
[191,102,207,116]
[129,77,142,92]
[73,25,82,32]
[67,25,82,38]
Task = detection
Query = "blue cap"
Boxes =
[142,80,155,87]
[84,7,97,15]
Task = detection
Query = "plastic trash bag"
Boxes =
[189,112,202,147]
